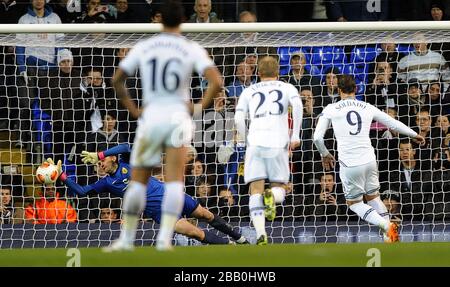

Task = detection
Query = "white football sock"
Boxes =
[156,181,184,248]
[271,186,286,204]
[120,181,146,244]
[249,194,266,238]
[349,201,390,231]
[367,197,390,222]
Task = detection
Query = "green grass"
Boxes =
[1,242,450,267]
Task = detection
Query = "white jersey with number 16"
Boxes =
[119,33,214,109]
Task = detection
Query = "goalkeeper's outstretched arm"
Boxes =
[81,144,131,164]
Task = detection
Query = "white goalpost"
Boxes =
[0,22,449,248]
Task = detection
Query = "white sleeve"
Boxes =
[313,107,331,157]
[192,43,215,76]
[118,44,141,76]
[234,92,249,142]
[372,106,418,138]
[289,86,302,142]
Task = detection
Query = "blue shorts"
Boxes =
[144,194,200,224]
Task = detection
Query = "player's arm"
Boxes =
[289,88,303,150]
[197,66,223,112]
[192,45,223,113]
[112,45,141,119]
[59,173,108,197]
[372,107,425,144]
[234,93,249,142]
[81,144,131,165]
[44,156,108,197]
[112,68,141,119]
[313,113,335,171]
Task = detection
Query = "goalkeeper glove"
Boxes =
[217,144,235,164]
[81,151,99,164]
[45,158,62,175]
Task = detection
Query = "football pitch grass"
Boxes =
[0,242,449,267]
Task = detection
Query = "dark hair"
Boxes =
[337,74,356,94]
[399,139,413,147]
[161,0,184,28]
[101,109,117,120]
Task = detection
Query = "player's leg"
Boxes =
[342,163,392,235]
[156,145,187,250]
[244,146,268,245]
[190,204,249,243]
[361,161,398,242]
[174,219,231,245]
[249,180,268,245]
[264,147,290,221]
[103,167,151,252]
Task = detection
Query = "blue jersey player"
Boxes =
[46,144,248,249]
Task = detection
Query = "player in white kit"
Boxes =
[313,75,425,243]
[234,56,303,245]
[106,0,223,251]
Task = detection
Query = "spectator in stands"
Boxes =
[188,0,222,23]
[304,172,347,222]
[99,207,120,223]
[15,0,63,150]
[25,185,77,224]
[195,178,218,213]
[113,0,134,23]
[319,66,340,107]
[76,0,112,23]
[185,159,208,197]
[413,110,433,149]
[432,115,450,169]
[239,10,258,41]
[79,67,116,136]
[292,88,318,185]
[397,40,449,84]
[325,0,389,21]
[425,82,450,116]
[38,49,82,163]
[428,1,450,62]
[281,51,321,98]
[49,0,82,23]
[150,7,162,23]
[433,115,450,137]
[379,42,404,67]
[385,140,433,222]
[0,0,26,128]
[380,190,402,223]
[0,186,13,224]
[226,61,256,98]
[398,79,426,126]
[87,110,126,152]
[365,53,399,111]
[430,0,447,21]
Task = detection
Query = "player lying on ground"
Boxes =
[234,56,303,245]
[313,74,426,243]
[46,145,248,250]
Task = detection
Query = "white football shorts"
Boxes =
[244,145,290,184]
[130,105,193,167]
[339,160,380,202]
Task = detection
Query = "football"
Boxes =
[35,162,60,185]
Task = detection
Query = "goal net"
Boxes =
[0,22,449,248]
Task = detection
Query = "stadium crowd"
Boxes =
[0,0,449,226]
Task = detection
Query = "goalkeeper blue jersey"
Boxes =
[63,144,199,222]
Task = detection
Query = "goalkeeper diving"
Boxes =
[46,144,249,250]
